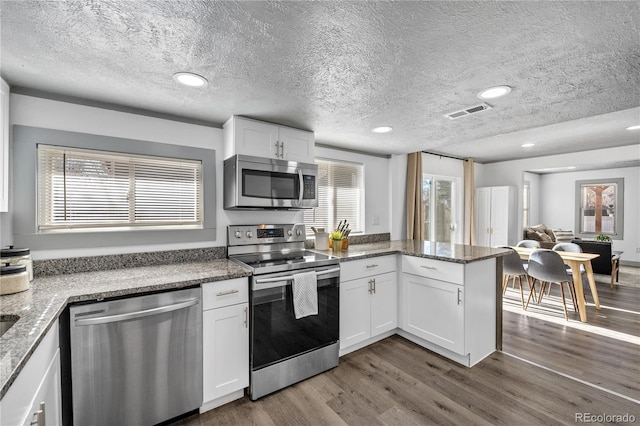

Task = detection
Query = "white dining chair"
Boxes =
[527,249,578,320]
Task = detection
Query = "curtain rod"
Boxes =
[422,151,469,162]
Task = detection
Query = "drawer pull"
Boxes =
[420,265,437,270]
[217,289,240,297]
[366,264,379,269]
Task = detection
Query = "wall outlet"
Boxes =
[372,216,380,225]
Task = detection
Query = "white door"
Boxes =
[490,186,510,246]
[402,273,465,355]
[370,272,397,336]
[475,187,492,246]
[278,126,314,163]
[340,278,371,349]
[234,117,280,159]
[424,176,460,243]
[202,303,249,402]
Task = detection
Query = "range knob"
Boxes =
[234,231,242,239]
[245,231,253,238]
[287,229,293,237]
[296,229,302,236]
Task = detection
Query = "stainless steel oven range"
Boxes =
[228,224,340,400]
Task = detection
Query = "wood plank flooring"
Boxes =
[173,274,640,426]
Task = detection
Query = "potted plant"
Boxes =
[595,233,612,242]
[330,230,343,252]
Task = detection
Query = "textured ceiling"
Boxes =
[1,1,639,163]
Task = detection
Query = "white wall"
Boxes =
[480,145,640,263]
[1,94,391,259]
[523,171,540,226]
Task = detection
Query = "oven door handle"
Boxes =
[254,267,340,285]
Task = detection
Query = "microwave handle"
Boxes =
[298,168,304,204]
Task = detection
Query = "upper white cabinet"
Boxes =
[223,116,314,163]
[1,77,9,212]
[475,186,517,247]
[340,255,398,354]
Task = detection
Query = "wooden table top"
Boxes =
[512,247,600,262]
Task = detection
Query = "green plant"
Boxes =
[330,230,343,240]
[595,233,611,242]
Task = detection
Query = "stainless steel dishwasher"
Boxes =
[69,287,202,426]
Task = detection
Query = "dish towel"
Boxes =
[292,271,318,319]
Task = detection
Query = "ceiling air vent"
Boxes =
[444,103,493,120]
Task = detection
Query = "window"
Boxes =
[523,180,530,227]
[303,159,364,234]
[575,178,624,239]
[37,145,203,232]
[423,174,460,243]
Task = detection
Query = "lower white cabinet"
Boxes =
[401,273,464,354]
[340,256,397,354]
[399,255,496,367]
[201,278,249,412]
[0,322,61,426]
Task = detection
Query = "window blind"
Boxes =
[37,145,203,231]
[304,159,363,234]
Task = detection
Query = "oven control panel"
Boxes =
[228,224,306,246]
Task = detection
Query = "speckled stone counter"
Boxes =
[318,240,510,263]
[0,259,251,399]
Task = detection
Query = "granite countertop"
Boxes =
[0,240,508,400]
[318,240,510,263]
[0,259,251,399]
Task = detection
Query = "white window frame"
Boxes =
[37,145,203,233]
[304,158,365,236]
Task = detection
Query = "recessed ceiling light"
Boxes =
[626,125,640,130]
[477,85,512,100]
[372,126,393,133]
[173,72,208,88]
[567,166,576,170]
[521,143,535,148]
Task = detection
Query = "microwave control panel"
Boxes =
[302,175,316,199]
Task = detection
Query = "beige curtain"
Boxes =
[406,152,425,240]
[463,157,476,245]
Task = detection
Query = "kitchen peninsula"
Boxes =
[0,240,508,423]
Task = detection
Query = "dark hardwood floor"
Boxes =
[174,278,640,425]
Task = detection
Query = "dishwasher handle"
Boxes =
[74,298,199,326]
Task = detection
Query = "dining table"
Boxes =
[512,247,600,322]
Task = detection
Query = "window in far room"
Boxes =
[303,158,364,235]
[575,178,624,239]
[423,174,461,243]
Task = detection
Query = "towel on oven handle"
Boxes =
[292,271,318,319]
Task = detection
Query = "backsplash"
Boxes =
[33,246,227,277]
[305,232,391,249]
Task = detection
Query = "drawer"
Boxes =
[402,256,464,285]
[202,278,249,310]
[341,255,397,282]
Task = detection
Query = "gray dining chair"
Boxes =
[499,247,535,309]
[516,240,539,248]
[552,241,586,280]
[527,249,578,320]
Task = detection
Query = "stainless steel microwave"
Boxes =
[223,154,318,209]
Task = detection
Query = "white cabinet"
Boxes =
[476,186,517,247]
[1,323,62,426]
[340,255,397,354]
[1,77,9,212]
[201,278,249,412]
[399,256,496,367]
[223,116,314,163]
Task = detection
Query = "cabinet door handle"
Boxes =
[216,289,240,297]
[368,279,373,294]
[366,264,378,269]
[457,288,463,305]
[243,306,248,328]
[372,278,376,294]
[279,141,285,158]
[274,141,280,158]
[420,265,437,270]
[30,402,46,426]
